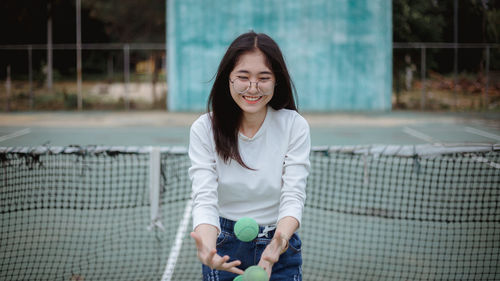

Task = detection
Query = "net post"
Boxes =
[147,146,164,231]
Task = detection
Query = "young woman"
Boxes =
[189,31,310,281]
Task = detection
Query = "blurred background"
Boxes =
[0,0,498,112]
[1,2,499,280]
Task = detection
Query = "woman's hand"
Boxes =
[257,231,289,277]
[190,231,244,275]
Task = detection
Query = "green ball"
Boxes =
[233,275,244,281]
[234,217,259,242]
[243,265,268,281]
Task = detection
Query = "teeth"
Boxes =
[243,96,261,101]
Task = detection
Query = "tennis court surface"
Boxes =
[1,111,500,146]
[1,111,499,280]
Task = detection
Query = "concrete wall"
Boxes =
[167,0,392,111]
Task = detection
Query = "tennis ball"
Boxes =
[234,217,259,242]
[233,275,244,281]
[243,265,268,281]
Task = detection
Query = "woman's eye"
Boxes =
[259,77,270,81]
[237,77,249,81]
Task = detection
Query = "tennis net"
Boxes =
[0,145,499,280]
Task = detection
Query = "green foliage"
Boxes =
[394,0,500,73]
[394,0,500,43]
[83,0,165,43]
[393,0,447,42]
[485,7,500,43]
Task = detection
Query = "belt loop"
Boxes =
[257,225,276,238]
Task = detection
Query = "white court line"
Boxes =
[403,126,500,169]
[464,127,500,142]
[469,155,500,169]
[0,128,31,143]
[161,199,193,281]
[402,127,438,143]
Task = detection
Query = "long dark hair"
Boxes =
[208,31,297,169]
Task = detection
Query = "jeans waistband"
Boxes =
[219,217,276,238]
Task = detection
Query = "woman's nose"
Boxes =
[248,81,259,94]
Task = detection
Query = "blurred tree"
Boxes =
[393,0,447,106]
[485,3,500,43]
[83,0,165,43]
[393,0,447,43]
[83,0,166,105]
[465,0,500,74]
[393,0,499,44]
[0,0,109,79]
[393,0,499,74]
[0,0,109,45]
[0,0,46,45]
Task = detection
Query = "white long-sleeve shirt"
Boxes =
[189,106,310,232]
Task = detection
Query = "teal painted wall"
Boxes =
[167,0,392,111]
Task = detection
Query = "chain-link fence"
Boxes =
[1,43,499,111]
[393,43,500,111]
[0,43,166,111]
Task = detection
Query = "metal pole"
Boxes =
[6,65,11,112]
[28,45,33,109]
[76,0,82,110]
[421,47,426,110]
[485,45,490,108]
[124,44,130,110]
[47,1,53,91]
[453,0,458,109]
[107,54,114,83]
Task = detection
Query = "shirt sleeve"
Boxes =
[188,116,221,232]
[278,114,311,227]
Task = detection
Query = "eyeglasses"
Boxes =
[229,77,275,95]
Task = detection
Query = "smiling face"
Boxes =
[229,49,275,118]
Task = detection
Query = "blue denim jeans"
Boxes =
[202,217,302,281]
